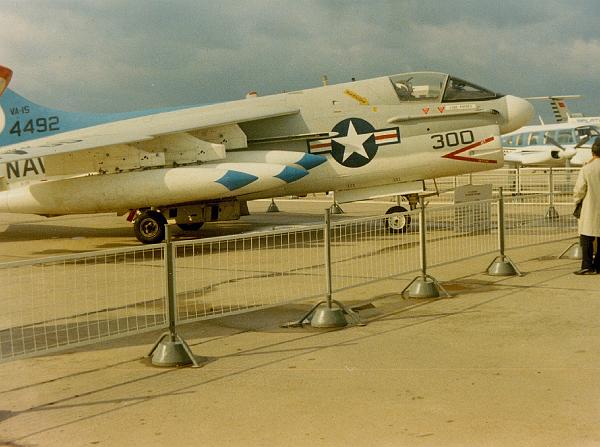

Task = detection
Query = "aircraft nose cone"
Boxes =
[559,148,577,159]
[502,95,534,134]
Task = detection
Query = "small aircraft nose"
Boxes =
[559,148,578,159]
[501,95,534,134]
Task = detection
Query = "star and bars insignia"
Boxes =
[307,118,400,168]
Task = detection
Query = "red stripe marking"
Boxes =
[310,142,332,149]
[375,133,398,141]
[441,136,497,164]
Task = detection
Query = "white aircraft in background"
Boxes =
[502,122,599,167]
[0,66,532,243]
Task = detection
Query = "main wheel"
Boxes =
[134,210,166,244]
[385,205,411,233]
[177,222,204,231]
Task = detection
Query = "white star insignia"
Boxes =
[333,120,372,162]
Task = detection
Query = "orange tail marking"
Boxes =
[0,65,13,97]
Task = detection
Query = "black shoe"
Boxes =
[574,268,597,275]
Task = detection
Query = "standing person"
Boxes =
[573,138,600,275]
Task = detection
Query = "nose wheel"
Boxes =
[385,205,411,233]
[134,210,167,244]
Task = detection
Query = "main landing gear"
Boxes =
[176,222,204,231]
[133,210,167,244]
[132,211,205,244]
[384,193,419,233]
[130,200,242,244]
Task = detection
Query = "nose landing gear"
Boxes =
[385,205,411,233]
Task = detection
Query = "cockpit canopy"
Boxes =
[388,72,502,103]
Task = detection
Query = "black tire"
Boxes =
[385,205,411,233]
[177,222,204,231]
[134,210,166,244]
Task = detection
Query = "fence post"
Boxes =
[282,209,363,328]
[330,192,344,214]
[148,225,202,367]
[545,167,559,219]
[308,209,349,327]
[486,187,522,276]
[558,166,583,259]
[401,196,450,298]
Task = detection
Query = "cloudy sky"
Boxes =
[1,0,599,122]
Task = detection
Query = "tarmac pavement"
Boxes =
[0,199,598,446]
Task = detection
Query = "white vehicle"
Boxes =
[0,66,532,243]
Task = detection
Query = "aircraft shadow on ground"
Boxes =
[0,223,133,241]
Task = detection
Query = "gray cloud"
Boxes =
[0,0,598,120]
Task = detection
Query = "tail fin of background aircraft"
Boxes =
[527,95,581,123]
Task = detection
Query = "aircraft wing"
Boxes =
[0,102,300,162]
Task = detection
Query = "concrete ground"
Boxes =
[0,199,598,446]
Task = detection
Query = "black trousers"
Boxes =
[580,235,600,271]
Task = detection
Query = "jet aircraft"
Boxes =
[0,66,532,243]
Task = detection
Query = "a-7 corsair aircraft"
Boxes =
[0,66,532,243]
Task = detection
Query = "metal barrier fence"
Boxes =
[172,226,326,324]
[0,189,580,362]
[0,246,167,361]
[426,167,579,203]
[504,193,578,249]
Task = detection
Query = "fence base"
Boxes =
[486,255,522,276]
[402,274,450,299]
[545,206,559,219]
[282,299,364,328]
[311,307,348,328]
[330,202,344,214]
[148,332,202,368]
[559,242,582,260]
[267,199,280,213]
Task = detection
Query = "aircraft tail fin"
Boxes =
[0,65,169,149]
[549,97,571,123]
[0,66,137,148]
[526,95,581,123]
[0,86,78,147]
